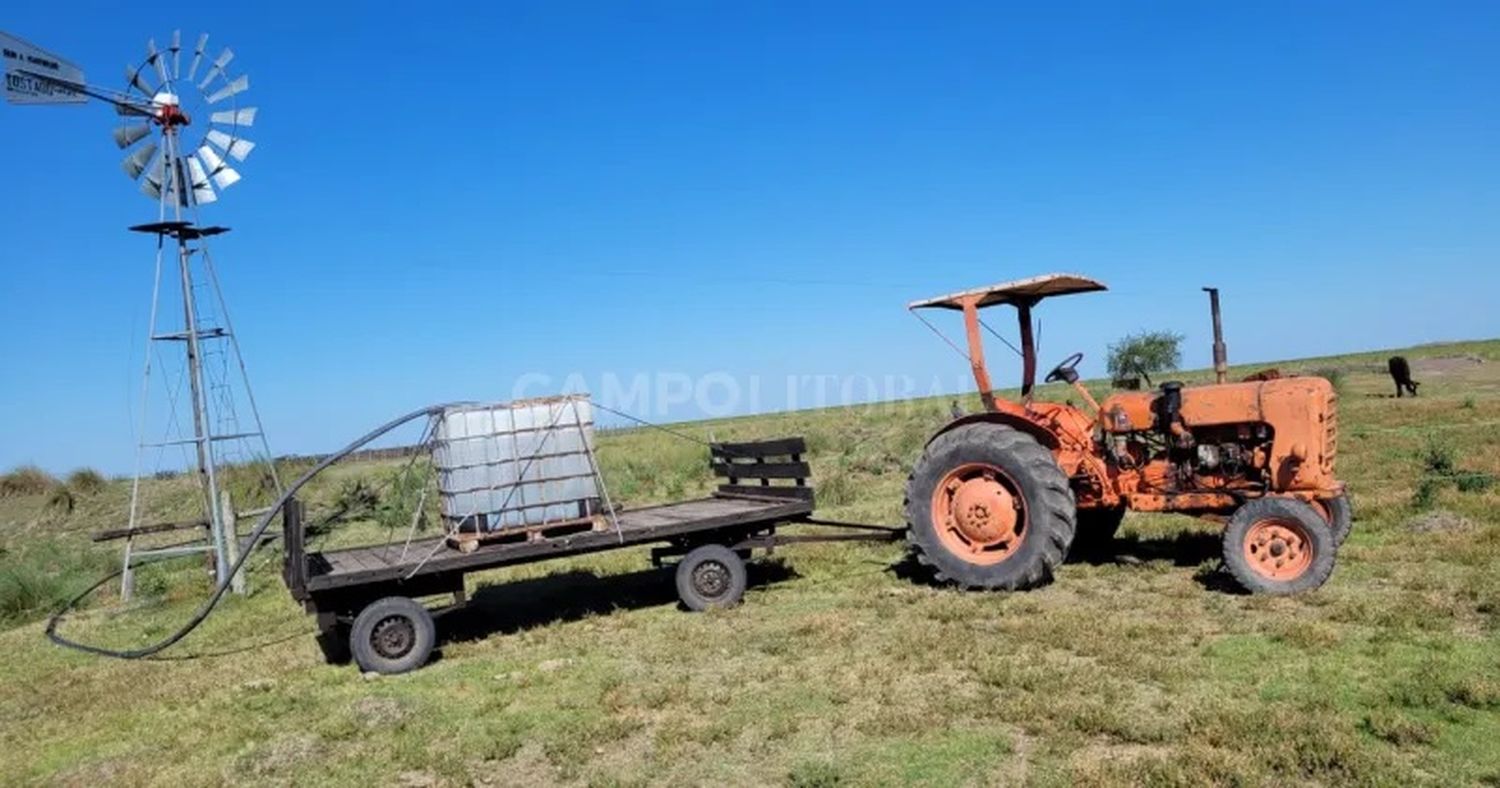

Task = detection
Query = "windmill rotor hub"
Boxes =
[105,29,258,206]
[152,96,190,127]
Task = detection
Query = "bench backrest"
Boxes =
[709,437,814,502]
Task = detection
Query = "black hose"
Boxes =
[46,404,453,659]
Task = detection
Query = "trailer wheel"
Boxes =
[676,544,747,611]
[1222,497,1336,595]
[350,596,436,675]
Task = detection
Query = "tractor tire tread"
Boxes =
[1222,497,1337,595]
[903,423,1075,590]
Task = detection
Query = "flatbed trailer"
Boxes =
[281,437,898,673]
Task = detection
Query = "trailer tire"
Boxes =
[1223,497,1336,595]
[905,422,1076,590]
[676,544,747,611]
[350,596,436,675]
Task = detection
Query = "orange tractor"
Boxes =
[905,274,1350,594]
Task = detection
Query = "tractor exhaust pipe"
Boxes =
[1203,286,1228,384]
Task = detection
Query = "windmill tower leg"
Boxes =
[3,27,271,603]
[174,217,233,588]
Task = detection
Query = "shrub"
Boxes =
[1455,471,1495,494]
[44,486,75,515]
[334,479,381,519]
[0,465,56,497]
[0,541,113,626]
[1315,368,1346,395]
[65,468,107,495]
[1106,331,1184,383]
[788,760,844,788]
[1420,437,1456,478]
[1411,435,1495,506]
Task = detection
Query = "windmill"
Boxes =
[3,30,278,599]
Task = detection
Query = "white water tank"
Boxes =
[432,395,600,531]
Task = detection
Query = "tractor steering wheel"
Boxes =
[1044,352,1085,384]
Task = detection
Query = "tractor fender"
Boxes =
[926,412,1061,450]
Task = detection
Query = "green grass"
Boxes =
[1,339,1498,785]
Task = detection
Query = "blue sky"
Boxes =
[3,1,1498,473]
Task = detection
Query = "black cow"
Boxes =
[1388,356,1420,398]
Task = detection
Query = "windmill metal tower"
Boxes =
[2,30,279,599]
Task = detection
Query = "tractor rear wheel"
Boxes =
[904,423,1076,589]
[1222,497,1336,595]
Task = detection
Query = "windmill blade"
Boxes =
[197,143,225,172]
[147,38,168,84]
[207,128,255,161]
[186,155,218,205]
[187,33,208,81]
[140,154,165,198]
[197,47,234,90]
[205,73,248,104]
[170,30,182,79]
[197,144,241,189]
[210,107,257,127]
[165,156,192,207]
[121,141,158,179]
[211,164,241,190]
[125,63,154,96]
[112,122,152,149]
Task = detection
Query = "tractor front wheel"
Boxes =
[1311,494,1354,547]
[904,423,1076,590]
[1222,497,1336,595]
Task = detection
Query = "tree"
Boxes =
[1107,330,1183,384]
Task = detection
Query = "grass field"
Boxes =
[2,340,1498,786]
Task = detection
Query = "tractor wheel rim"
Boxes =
[692,560,730,598]
[371,615,416,659]
[1243,519,1314,581]
[930,462,1026,565]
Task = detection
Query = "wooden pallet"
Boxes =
[447,514,613,554]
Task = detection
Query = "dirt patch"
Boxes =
[53,757,128,786]
[352,696,410,729]
[237,733,322,777]
[396,771,443,787]
[1413,356,1485,375]
[472,742,558,787]
[1406,510,1473,533]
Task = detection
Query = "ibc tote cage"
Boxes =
[431,395,621,550]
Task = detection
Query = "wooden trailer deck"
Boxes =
[282,436,821,605]
[279,435,910,673]
[301,493,814,592]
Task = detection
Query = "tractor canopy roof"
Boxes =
[908,272,1107,310]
